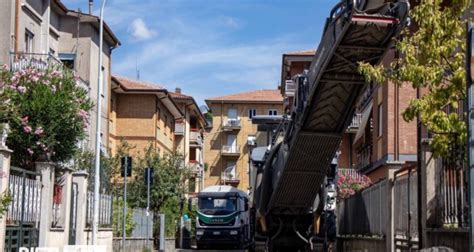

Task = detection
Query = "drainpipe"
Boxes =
[14,0,20,53]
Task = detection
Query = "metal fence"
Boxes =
[338,179,388,237]
[393,169,418,238]
[6,167,41,225]
[86,190,113,227]
[434,147,468,228]
[131,208,154,238]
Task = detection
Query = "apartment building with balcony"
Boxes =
[170,88,207,193]
[0,0,121,152]
[280,48,417,182]
[204,90,284,191]
[109,76,182,158]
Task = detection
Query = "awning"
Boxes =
[353,101,373,143]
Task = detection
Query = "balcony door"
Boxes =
[225,161,236,178]
[228,108,238,119]
[227,135,237,152]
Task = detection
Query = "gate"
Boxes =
[393,167,419,251]
[68,182,78,244]
[5,166,41,251]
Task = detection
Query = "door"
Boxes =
[228,108,238,119]
[227,135,237,152]
[225,161,236,178]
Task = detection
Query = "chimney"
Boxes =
[175,87,181,94]
[89,0,93,15]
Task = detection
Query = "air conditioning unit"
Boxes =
[285,80,296,97]
[247,136,257,146]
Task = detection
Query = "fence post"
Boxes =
[72,171,89,245]
[0,145,13,252]
[159,214,165,252]
[387,168,396,252]
[36,161,55,247]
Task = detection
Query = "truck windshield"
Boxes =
[198,197,237,215]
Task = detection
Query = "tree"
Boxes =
[126,144,190,237]
[359,0,471,157]
[0,66,93,168]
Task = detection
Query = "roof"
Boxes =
[170,92,193,100]
[206,89,284,105]
[200,185,248,198]
[66,10,121,47]
[283,49,316,56]
[112,75,165,91]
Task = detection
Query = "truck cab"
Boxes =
[195,185,251,250]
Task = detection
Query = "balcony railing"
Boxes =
[190,129,203,146]
[356,144,372,170]
[221,145,240,156]
[222,118,241,129]
[347,113,363,133]
[221,169,240,184]
[285,80,296,97]
[9,52,63,72]
[175,122,185,136]
[189,160,203,175]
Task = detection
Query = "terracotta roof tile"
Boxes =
[112,75,165,91]
[206,89,283,103]
[284,49,316,56]
[170,92,193,100]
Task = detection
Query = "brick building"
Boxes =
[109,76,182,157]
[170,88,207,193]
[204,89,284,191]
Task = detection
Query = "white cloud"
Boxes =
[128,18,157,41]
[222,16,240,28]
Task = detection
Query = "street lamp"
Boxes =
[92,0,107,245]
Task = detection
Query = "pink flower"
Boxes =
[23,125,32,134]
[1,64,8,70]
[34,127,44,135]
[27,148,34,155]
[51,70,63,78]
[17,86,26,94]
[30,75,39,82]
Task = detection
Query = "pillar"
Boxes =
[72,170,88,245]
[36,161,55,247]
[0,146,13,252]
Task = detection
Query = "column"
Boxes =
[72,171,88,245]
[0,146,13,252]
[36,161,55,247]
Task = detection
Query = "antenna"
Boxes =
[135,58,140,80]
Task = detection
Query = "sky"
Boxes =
[62,0,337,106]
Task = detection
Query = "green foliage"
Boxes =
[359,0,471,157]
[0,66,93,168]
[125,143,190,238]
[112,197,135,237]
[0,189,12,218]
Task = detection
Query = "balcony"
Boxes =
[221,145,240,157]
[221,169,240,185]
[190,129,203,147]
[189,160,203,176]
[356,144,373,171]
[9,52,62,72]
[175,122,185,136]
[346,113,363,133]
[222,118,241,130]
[285,80,296,97]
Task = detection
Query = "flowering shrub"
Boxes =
[337,171,372,199]
[0,65,93,169]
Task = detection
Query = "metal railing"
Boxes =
[190,130,203,146]
[221,145,240,154]
[86,191,112,227]
[221,171,239,182]
[356,144,372,170]
[347,113,363,129]
[338,179,388,237]
[131,208,154,238]
[222,118,241,128]
[9,52,63,72]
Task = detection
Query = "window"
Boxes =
[25,29,34,53]
[378,104,383,137]
[248,109,256,119]
[268,109,278,116]
[58,53,75,69]
[228,108,238,119]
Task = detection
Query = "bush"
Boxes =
[0,66,93,169]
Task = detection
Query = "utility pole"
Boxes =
[121,156,131,251]
[466,21,474,252]
[92,0,106,244]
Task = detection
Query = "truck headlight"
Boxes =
[229,230,238,235]
[196,230,204,236]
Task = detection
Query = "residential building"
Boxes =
[170,88,207,193]
[0,0,121,152]
[109,76,182,158]
[204,90,284,191]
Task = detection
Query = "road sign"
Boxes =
[121,156,132,177]
[144,167,154,185]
